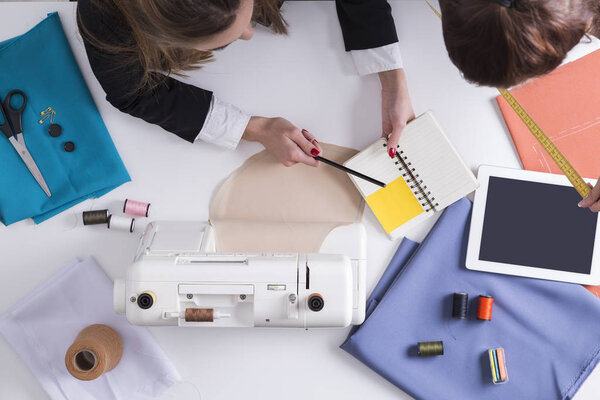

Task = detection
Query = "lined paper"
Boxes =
[399,113,477,210]
[344,112,477,238]
[342,138,402,197]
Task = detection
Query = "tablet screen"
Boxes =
[479,177,597,274]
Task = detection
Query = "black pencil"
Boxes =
[314,156,386,188]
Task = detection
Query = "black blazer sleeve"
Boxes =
[77,0,212,143]
[335,0,399,51]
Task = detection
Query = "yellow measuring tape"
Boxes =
[424,0,591,198]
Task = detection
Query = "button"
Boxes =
[64,141,75,152]
[48,124,62,137]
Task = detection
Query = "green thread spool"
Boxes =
[418,341,444,356]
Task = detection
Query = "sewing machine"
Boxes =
[114,221,367,328]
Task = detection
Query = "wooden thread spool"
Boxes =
[65,324,123,381]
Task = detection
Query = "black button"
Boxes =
[64,141,75,152]
[48,124,62,137]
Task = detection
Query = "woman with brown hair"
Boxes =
[440,0,600,211]
[77,0,414,166]
[439,0,600,88]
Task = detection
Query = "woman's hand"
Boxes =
[578,179,600,212]
[379,68,415,158]
[243,116,322,167]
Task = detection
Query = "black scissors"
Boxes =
[0,90,51,197]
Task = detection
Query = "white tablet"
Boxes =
[466,165,600,285]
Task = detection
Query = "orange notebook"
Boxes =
[496,49,600,298]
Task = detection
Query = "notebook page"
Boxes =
[343,138,402,197]
[398,112,477,210]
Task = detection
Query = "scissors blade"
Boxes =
[8,137,52,197]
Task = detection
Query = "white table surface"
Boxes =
[1,1,599,399]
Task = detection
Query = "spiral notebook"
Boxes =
[344,111,477,239]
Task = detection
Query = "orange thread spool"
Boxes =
[477,295,494,321]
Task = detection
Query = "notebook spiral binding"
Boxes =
[383,143,439,212]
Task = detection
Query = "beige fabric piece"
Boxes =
[209,144,365,252]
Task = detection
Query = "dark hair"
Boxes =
[78,0,287,89]
[439,0,598,88]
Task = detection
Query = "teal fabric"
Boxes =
[0,12,130,225]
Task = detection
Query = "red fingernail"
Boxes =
[302,129,308,134]
[389,148,396,158]
[311,148,320,157]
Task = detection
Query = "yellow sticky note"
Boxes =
[365,177,424,233]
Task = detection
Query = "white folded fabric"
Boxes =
[0,257,181,399]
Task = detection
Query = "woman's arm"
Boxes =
[379,69,415,158]
[336,0,415,157]
[78,1,217,144]
[78,0,321,165]
[335,0,398,51]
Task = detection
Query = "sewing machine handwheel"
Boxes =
[308,293,324,312]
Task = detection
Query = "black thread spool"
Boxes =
[83,210,110,226]
[418,341,444,357]
[452,292,468,319]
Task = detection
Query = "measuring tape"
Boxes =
[424,0,591,198]
[497,89,590,197]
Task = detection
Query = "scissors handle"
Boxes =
[0,102,11,139]
[2,90,27,135]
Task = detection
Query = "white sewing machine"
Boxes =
[114,221,367,328]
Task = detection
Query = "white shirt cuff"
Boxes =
[194,95,250,150]
[350,42,403,76]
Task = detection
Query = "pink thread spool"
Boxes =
[123,199,150,217]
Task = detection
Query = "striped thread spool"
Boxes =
[488,347,508,384]
[123,199,151,217]
[83,210,110,226]
[452,292,468,319]
[477,295,494,321]
[418,341,444,357]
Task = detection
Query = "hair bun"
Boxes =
[491,0,515,7]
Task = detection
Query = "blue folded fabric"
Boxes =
[0,12,130,225]
[342,198,600,400]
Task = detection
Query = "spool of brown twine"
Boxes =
[65,324,123,381]
[185,308,214,322]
